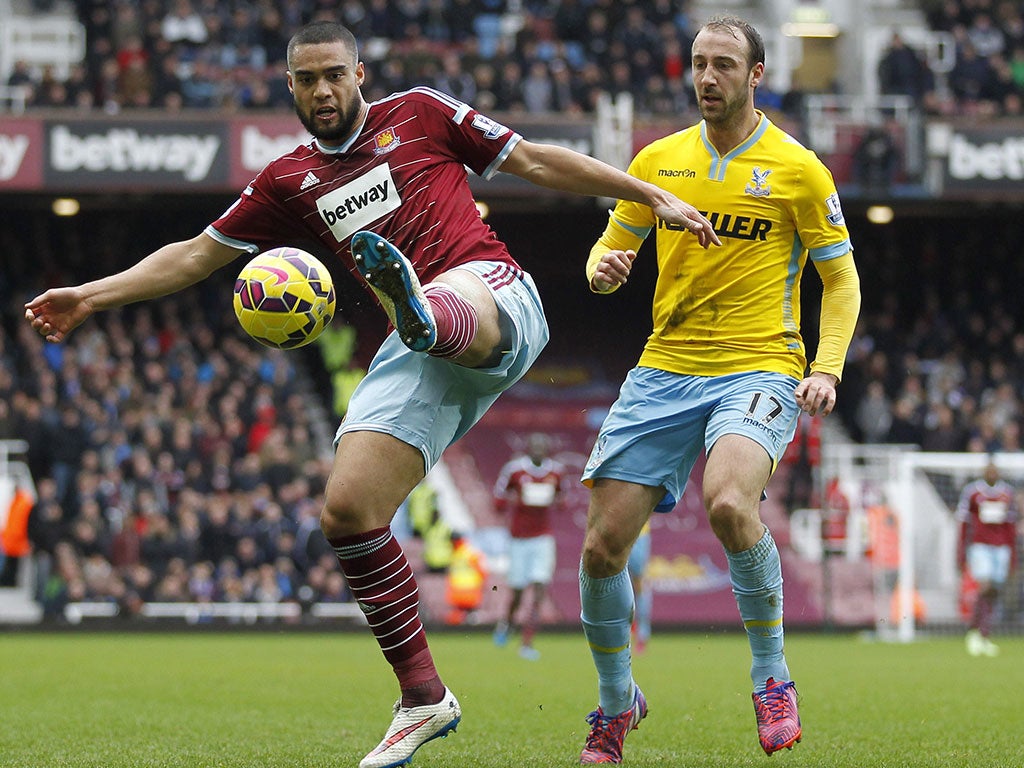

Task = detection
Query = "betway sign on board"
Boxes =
[45,120,230,188]
[228,115,312,188]
[933,122,1024,193]
[0,119,44,188]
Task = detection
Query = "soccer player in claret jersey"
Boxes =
[575,15,861,763]
[25,21,720,768]
[957,457,1019,657]
[492,432,568,660]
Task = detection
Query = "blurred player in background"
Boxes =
[575,15,861,763]
[25,20,719,768]
[492,432,567,660]
[957,457,1018,657]
[626,522,652,655]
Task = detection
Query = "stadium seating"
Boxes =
[2,210,354,623]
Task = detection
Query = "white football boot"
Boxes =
[359,687,461,768]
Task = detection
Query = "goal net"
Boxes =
[819,445,1024,642]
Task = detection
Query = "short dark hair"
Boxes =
[700,15,766,70]
[286,22,358,69]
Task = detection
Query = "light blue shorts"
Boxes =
[582,367,801,511]
[506,534,556,588]
[336,262,549,471]
[966,543,1013,585]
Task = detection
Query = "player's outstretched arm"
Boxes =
[501,140,720,248]
[25,233,243,343]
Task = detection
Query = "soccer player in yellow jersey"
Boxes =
[577,15,861,763]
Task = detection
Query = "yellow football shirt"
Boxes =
[590,113,853,381]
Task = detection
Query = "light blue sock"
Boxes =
[580,564,635,715]
[726,528,790,690]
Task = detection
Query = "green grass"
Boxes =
[0,630,1020,767]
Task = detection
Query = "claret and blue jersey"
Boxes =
[205,87,523,295]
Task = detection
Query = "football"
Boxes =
[233,247,336,349]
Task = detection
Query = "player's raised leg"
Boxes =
[351,231,503,366]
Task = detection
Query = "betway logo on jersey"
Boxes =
[49,125,220,181]
[659,211,772,241]
[316,163,400,241]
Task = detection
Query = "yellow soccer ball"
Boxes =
[233,247,336,349]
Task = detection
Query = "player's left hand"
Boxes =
[795,372,838,416]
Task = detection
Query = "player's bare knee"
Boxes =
[706,492,749,546]
[581,532,629,578]
[319,499,364,540]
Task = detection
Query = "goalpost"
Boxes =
[820,444,1024,642]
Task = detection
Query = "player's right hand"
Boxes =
[590,250,636,293]
[24,287,92,343]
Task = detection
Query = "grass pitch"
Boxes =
[1,629,1020,767]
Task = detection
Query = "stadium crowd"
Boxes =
[837,214,1024,455]
[4,1,1023,118]
[5,0,728,119]
[1,213,355,620]
[879,0,1024,117]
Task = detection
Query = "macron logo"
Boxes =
[317,163,400,241]
[299,171,320,190]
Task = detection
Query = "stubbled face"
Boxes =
[288,41,365,145]
[691,27,762,128]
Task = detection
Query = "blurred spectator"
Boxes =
[6,60,36,105]
[855,380,893,443]
[522,60,553,112]
[161,0,208,47]
[0,484,34,587]
[887,396,925,446]
[852,122,900,192]
[922,403,966,451]
[968,13,1005,59]
[433,50,476,102]
[877,32,933,104]
[981,54,1023,115]
[180,59,222,108]
[950,40,996,111]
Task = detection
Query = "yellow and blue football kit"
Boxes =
[580,112,859,732]
[586,112,858,382]
[583,112,860,501]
